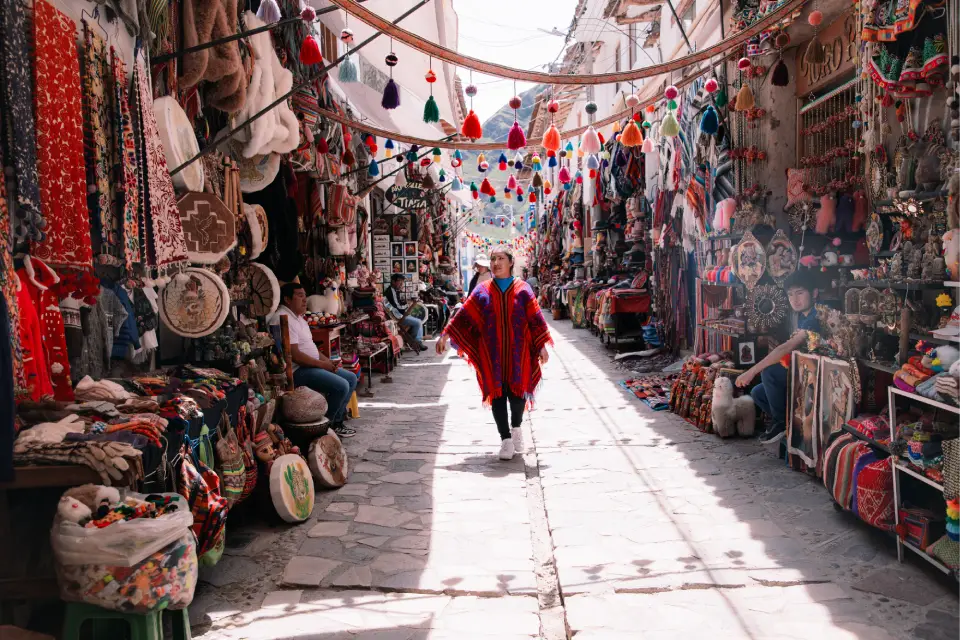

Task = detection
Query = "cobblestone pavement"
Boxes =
[193,319,958,639]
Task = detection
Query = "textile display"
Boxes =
[15,273,53,400]
[443,279,552,406]
[0,145,25,392]
[607,289,652,315]
[855,457,895,531]
[81,21,117,256]
[110,48,142,272]
[620,375,677,411]
[822,432,857,507]
[0,0,45,246]
[18,258,73,400]
[133,58,189,274]
[31,0,93,270]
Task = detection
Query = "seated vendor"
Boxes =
[273,283,358,438]
[736,271,821,445]
[385,274,427,351]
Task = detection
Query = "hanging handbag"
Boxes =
[177,442,228,557]
[235,404,259,503]
[215,410,246,509]
[327,183,358,227]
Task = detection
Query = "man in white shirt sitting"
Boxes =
[273,283,358,438]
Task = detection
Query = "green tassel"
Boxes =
[423,95,440,123]
[338,53,358,83]
[715,87,728,108]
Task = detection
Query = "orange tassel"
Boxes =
[542,124,561,151]
[620,120,643,147]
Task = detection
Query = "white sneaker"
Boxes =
[498,438,516,460]
[511,427,524,453]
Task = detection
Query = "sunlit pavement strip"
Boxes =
[193,320,957,639]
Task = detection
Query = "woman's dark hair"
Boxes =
[391,273,405,284]
[280,282,305,302]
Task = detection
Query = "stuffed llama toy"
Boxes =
[307,279,341,316]
[711,376,756,437]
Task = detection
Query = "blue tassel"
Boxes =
[382,78,400,110]
[548,155,558,168]
[368,159,379,177]
[338,53,358,83]
[586,155,599,170]
[452,177,463,191]
[700,106,719,135]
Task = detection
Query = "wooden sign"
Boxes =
[795,9,856,96]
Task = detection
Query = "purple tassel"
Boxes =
[257,0,282,23]
[507,120,526,150]
[382,79,400,110]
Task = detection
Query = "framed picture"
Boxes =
[404,242,418,257]
[788,352,821,468]
[404,258,418,274]
[392,214,412,240]
[391,243,403,258]
[738,341,756,366]
[391,260,403,274]
[818,357,855,467]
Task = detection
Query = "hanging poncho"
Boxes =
[442,279,552,406]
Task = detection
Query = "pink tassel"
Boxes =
[816,194,837,234]
[507,120,526,150]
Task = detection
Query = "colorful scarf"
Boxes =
[133,57,188,275]
[81,20,117,258]
[0,0,45,247]
[444,279,552,406]
[110,48,142,271]
[32,0,93,270]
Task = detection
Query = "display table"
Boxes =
[359,343,392,390]
[311,325,344,363]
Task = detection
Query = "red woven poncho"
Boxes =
[444,279,552,406]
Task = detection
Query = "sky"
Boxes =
[453,0,580,119]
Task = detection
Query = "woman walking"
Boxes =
[436,247,552,460]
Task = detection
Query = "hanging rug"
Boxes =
[158,267,231,338]
[269,453,315,522]
[309,430,349,488]
[250,262,280,317]
[178,192,237,264]
[155,96,205,192]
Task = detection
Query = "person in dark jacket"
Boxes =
[467,254,492,296]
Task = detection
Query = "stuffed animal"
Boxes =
[713,198,736,232]
[711,377,757,437]
[923,345,960,372]
[943,229,960,279]
[306,279,341,316]
[64,484,120,512]
[57,496,92,524]
[816,194,837,234]
[327,227,350,256]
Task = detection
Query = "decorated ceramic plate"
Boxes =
[269,454,315,523]
[250,263,281,317]
[731,231,767,290]
[158,268,231,338]
[308,430,349,489]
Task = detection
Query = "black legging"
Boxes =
[492,391,525,440]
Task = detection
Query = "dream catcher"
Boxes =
[747,284,787,332]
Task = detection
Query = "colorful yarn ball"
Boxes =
[664,85,679,100]
[737,57,752,71]
[465,84,478,97]
[547,99,560,113]
[585,101,598,115]
[385,52,399,67]
[340,28,354,43]
[704,78,719,93]
[509,96,522,110]
[808,10,823,26]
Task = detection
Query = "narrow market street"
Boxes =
[189,319,958,640]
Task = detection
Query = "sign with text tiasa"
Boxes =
[385,177,428,209]
[795,9,856,96]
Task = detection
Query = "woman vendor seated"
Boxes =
[272,283,358,438]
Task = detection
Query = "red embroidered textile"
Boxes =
[444,279,552,406]
[31,0,93,270]
[15,274,53,401]
[18,260,73,401]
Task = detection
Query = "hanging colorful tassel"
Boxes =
[734,83,755,111]
[343,146,356,165]
[395,170,407,187]
[316,137,329,154]
[620,120,643,147]
[503,186,512,200]
[586,155,599,170]
[660,111,680,137]
[384,139,394,159]
[382,78,400,109]
[432,147,442,163]
[452,176,462,191]
[806,35,826,65]
[532,172,543,188]
[498,153,508,171]
[338,53,358,83]
[641,137,654,154]
[543,179,552,194]
[257,0,282,23]
[581,126,601,155]
[507,174,518,190]
[575,170,583,184]
[513,153,524,170]
[558,166,571,183]
[368,158,379,177]
[423,94,440,123]
[300,35,323,65]
[700,106,719,135]
[461,110,483,139]
[528,188,537,204]
[480,178,494,196]
[531,154,542,172]
[771,59,789,87]
[438,169,446,183]
[507,120,526,150]
[542,124,561,151]
[548,154,557,168]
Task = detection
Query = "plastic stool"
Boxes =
[347,390,359,419]
[62,602,191,640]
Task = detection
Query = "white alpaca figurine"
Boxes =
[711,377,756,437]
[307,279,341,316]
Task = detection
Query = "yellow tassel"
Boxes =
[734,83,755,111]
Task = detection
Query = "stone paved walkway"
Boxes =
[192,319,958,639]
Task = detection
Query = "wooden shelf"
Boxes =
[0,464,100,490]
[840,280,951,291]
[899,539,956,578]
[895,461,945,492]
[890,386,960,414]
[856,357,899,375]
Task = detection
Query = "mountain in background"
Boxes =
[459,84,544,235]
